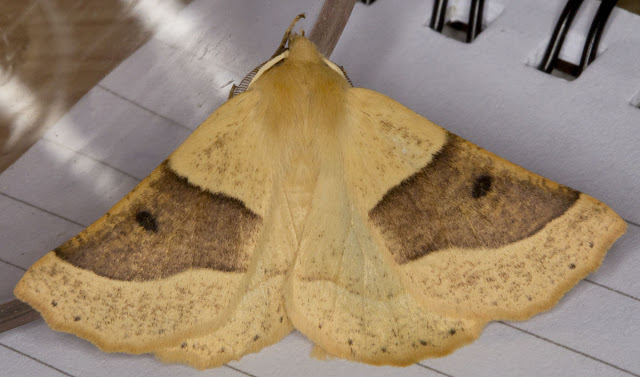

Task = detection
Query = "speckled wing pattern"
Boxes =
[368,132,625,322]
[14,35,626,369]
[284,86,625,365]
[14,91,298,368]
[278,42,626,363]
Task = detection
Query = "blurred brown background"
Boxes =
[0,0,192,174]
[619,0,640,14]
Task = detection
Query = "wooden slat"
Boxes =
[0,299,39,334]
[308,0,358,57]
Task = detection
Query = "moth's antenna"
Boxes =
[230,14,306,98]
[271,13,306,58]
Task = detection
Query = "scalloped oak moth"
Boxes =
[14,26,626,370]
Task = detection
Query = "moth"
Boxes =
[15,21,626,370]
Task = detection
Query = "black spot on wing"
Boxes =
[135,210,158,232]
[370,134,579,263]
[472,175,492,198]
[53,162,262,281]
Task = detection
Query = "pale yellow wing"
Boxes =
[345,89,626,322]
[284,166,484,365]
[285,86,625,365]
[281,82,483,363]
[154,187,296,369]
[14,91,296,362]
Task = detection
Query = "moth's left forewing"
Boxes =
[154,186,297,369]
[347,89,627,322]
[168,93,271,215]
[14,90,296,363]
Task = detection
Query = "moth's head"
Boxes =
[287,34,324,63]
[235,15,351,96]
[246,36,349,92]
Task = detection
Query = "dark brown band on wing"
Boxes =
[369,134,579,264]
[54,162,261,281]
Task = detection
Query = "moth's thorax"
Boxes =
[251,39,349,193]
[246,38,351,227]
[252,41,350,139]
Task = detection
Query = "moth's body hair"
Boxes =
[249,37,350,219]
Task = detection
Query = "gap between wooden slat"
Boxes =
[0,343,75,377]
[500,322,640,377]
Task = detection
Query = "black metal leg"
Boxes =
[430,0,449,32]
[466,0,485,43]
[576,0,617,76]
[538,0,584,73]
